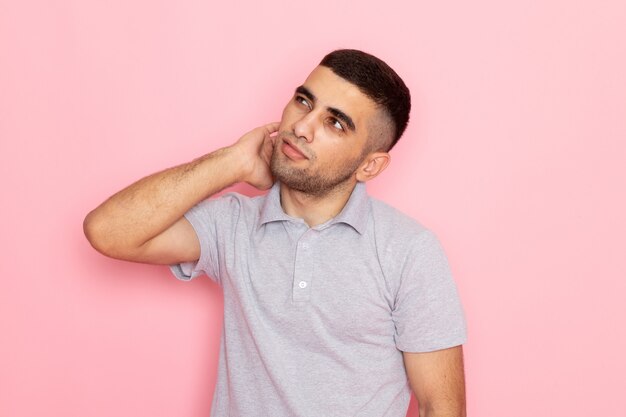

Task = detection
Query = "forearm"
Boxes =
[83,146,245,257]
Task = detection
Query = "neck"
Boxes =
[279,181,357,227]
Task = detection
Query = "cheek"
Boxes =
[279,103,304,129]
[278,105,290,130]
[316,142,354,166]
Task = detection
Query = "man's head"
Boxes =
[271,49,411,196]
[319,49,411,152]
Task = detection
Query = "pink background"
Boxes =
[1,1,625,416]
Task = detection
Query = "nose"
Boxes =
[292,111,316,143]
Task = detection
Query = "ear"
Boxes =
[355,152,391,182]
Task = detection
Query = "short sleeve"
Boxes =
[169,194,242,285]
[392,230,467,352]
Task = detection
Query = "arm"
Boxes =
[403,345,466,417]
[83,122,279,264]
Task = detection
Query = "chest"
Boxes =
[220,222,397,344]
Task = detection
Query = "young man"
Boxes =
[84,49,467,417]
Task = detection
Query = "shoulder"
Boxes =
[185,190,268,229]
[369,197,429,241]
[191,190,264,213]
[368,197,448,273]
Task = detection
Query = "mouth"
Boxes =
[280,138,309,161]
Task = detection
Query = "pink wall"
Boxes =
[1,1,625,416]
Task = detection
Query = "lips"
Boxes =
[281,139,308,161]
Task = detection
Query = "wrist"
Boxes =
[221,144,254,184]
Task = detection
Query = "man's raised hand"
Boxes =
[231,122,280,190]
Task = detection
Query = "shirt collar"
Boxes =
[330,182,370,234]
[258,182,292,225]
[259,182,371,234]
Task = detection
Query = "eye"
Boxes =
[295,95,312,110]
[329,118,345,132]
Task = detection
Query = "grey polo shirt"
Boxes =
[170,182,466,417]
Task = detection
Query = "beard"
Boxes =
[270,137,365,197]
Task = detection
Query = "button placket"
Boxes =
[292,230,316,302]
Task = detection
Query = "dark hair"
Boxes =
[320,49,411,151]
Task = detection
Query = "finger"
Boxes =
[263,122,280,135]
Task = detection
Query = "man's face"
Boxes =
[271,66,381,196]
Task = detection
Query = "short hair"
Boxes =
[320,49,411,151]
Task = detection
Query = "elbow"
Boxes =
[83,210,144,261]
[83,210,118,258]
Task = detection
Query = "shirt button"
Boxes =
[298,281,307,289]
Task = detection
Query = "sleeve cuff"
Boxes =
[169,261,203,281]
[396,334,468,353]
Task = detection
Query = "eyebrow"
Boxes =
[296,86,316,102]
[295,85,356,132]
